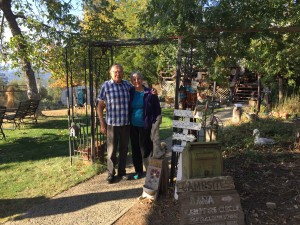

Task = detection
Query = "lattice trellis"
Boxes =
[203,88,230,99]
[161,80,230,101]
[217,88,230,99]
[161,80,176,96]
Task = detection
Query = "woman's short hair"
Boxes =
[130,71,143,80]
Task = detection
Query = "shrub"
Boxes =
[273,94,300,116]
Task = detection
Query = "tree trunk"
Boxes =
[0,0,39,100]
[278,76,283,104]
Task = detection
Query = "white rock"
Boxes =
[266,202,277,209]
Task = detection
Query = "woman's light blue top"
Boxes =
[131,91,144,127]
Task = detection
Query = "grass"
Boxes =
[273,94,300,116]
[0,116,104,222]
[0,108,174,222]
[160,108,173,139]
[219,116,296,157]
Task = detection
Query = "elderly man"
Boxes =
[97,64,132,184]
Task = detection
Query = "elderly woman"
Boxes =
[129,72,161,179]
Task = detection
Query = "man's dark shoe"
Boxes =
[106,174,114,184]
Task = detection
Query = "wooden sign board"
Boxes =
[179,190,245,225]
[147,158,169,195]
[144,165,162,191]
[176,176,235,193]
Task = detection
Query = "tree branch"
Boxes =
[14,13,26,19]
[196,26,300,33]
[0,13,4,42]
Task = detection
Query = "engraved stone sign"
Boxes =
[179,190,245,225]
[176,176,235,193]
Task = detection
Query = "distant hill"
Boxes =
[0,69,51,85]
[3,69,21,82]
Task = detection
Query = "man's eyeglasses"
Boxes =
[111,71,123,74]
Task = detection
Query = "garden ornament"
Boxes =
[150,115,167,159]
[253,129,276,145]
[69,122,80,137]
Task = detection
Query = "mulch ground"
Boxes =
[114,145,300,225]
[42,109,300,225]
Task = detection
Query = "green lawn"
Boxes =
[160,108,173,139]
[0,108,174,222]
[0,116,103,222]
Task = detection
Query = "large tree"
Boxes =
[143,0,300,99]
[0,0,80,99]
[79,0,162,84]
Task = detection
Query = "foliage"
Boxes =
[113,46,160,85]
[81,0,123,40]
[111,0,164,85]
[0,0,82,99]
[51,0,146,87]
[77,0,166,86]
[141,0,204,37]
[273,94,300,116]
[113,0,148,39]
[47,86,64,102]
[1,1,80,67]
[210,1,300,93]
[142,0,300,97]
[219,117,295,157]
[38,86,48,99]
[2,0,300,100]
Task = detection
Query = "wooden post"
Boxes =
[278,75,284,104]
[170,37,182,186]
[175,37,182,110]
[256,73,261,115]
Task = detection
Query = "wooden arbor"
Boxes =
[65,36,217,184]
[66,37,180,165]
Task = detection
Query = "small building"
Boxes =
[60,86,91,106]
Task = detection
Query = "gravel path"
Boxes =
[215,106,234,122]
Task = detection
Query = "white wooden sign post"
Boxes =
[172,109,203,199]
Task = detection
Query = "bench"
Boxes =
[0,106,6,139]
[25,99,40,123]
[5,101,30,129]
[4,99,39,129]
